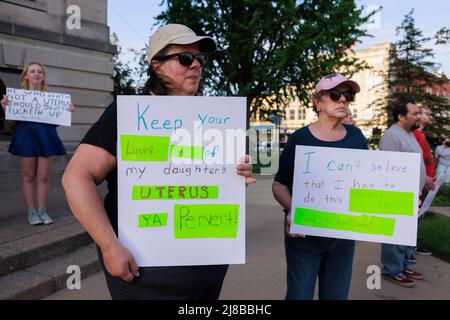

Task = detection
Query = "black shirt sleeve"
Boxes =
[274,133,298,190]
[79,101,119,234]
[80,102,117,157]
[349,125,369,150]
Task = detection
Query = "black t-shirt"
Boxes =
[274,124,369,192]
[80,102,119,233]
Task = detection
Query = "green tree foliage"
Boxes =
[435,27,450,45]
[111,32,137,96]
[385,10,450,145]
[129,46,150,93]
[156,0,374,119]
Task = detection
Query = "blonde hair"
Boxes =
[20,62,48,91]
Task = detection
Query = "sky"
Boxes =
[107,0,450,75]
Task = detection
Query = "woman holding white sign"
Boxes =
[62,24,255,300]
[1,62,74,226]
[272,73,368,300]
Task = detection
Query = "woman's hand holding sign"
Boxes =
[237,155,256,186]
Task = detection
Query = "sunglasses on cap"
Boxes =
[326,89,356,102]
[153,52,208,67]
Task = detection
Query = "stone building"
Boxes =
[277,43,392,141]
[0,0,116,154]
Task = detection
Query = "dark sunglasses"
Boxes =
[326,89,356,102]
[153,52,208,67]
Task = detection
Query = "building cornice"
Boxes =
[0,21,117,54]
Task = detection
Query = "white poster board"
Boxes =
[6,88,72,126]
[117,96,247,266]
[291,146,421,246]
[419,174,450,216]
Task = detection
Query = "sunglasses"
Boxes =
[326,89,356,102]
[153,52,208,67]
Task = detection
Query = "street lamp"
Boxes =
[269,110,283,154]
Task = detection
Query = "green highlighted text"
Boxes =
[171,145,204,160]
[174,204,239,238]
[294,207,395,236]
[138,213,168,228]
[120,135,170,162]
[349,189,414,216]
[132,185,219,200]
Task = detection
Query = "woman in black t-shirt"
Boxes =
[62,24,255,300]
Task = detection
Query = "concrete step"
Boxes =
[0,220,93,277]
[0,243,101,300]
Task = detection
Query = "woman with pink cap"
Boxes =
[62,24,255,300]
[272,73,368,300]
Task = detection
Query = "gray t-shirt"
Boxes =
[380,123,426,190]
[436,145,450,166]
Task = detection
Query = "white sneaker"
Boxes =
[28,210,43,225]
[38,211,54,224]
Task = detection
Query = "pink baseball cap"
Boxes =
[315,73,360,94]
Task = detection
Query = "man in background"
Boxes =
[412,106,436,257]
[379,100,426,288]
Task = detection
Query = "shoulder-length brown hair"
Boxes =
[143,45,203,96]
[20,62,48,91]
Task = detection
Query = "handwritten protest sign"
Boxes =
[6,88,71,126]
[117,96,246,266]
[291,146,421,246]
[419,174,450,216]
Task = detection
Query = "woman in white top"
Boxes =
[435,137,450,184]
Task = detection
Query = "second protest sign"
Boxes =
[290,146,421,246]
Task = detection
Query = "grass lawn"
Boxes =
[418,212,450,263]
[431,185,450,206]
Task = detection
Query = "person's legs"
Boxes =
[198,265,229,300]
[20,157,42,225]
[36,156,53,224]
[20,157,37,210]
[284,236,323,300]
[436,163,444,176]
[403,246,414,270]
[444,165,450,184]
[318,239,355,300]
[381,243,416,286]
[381,243,407,276]
[436,164,450,184]
[37,156,52,209]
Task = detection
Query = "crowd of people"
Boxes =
[1,23,448,300]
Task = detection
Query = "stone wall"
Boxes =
[0,0,116,147]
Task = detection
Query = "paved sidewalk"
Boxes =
[428,206,450,219]
[42,175,450,300]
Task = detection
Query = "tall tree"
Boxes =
[111,32,137,96]
[156,0,374,120]
[383,10,450,145]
